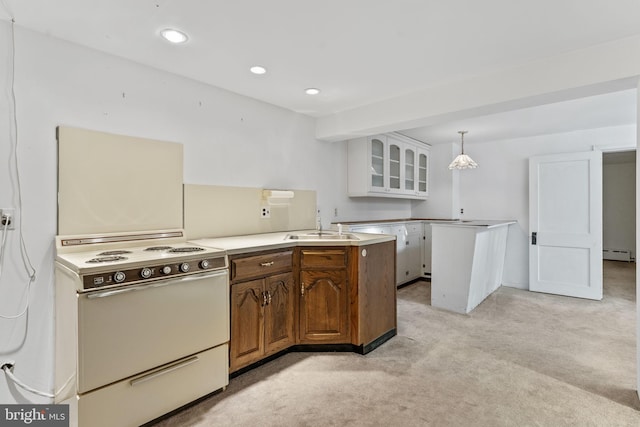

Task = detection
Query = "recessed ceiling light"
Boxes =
[250,66,267,75]
[305,88,320,95]
[160,28,188,44]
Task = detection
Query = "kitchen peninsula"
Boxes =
[191,230,397,373]
[431,220,516,314]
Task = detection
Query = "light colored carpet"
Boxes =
[155,261,639,426]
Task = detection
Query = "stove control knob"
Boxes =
[113,271,126,283]
[140,267,152,279]
[179,262,190,273]
[161,266,172,275]
[200,260,210,269]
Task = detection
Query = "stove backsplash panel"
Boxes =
[57,126,184,235]
[184,184,316,239]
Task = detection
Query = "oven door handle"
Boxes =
[86,270,228,299]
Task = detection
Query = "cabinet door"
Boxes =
[404,147,416,194]
[423,222,432,276]
[404,230,423,282]
[299,269,349,343]
[388,142,402,192]
[394,223,423,285]
[417,149,429,197]
[264,272,295,355]
[230,279,265,372]
[369,136,386,192]
[392,225,408,285]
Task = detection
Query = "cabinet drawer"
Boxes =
[300,249,347,269]
[406,223,422,234]
[232,250,293,282]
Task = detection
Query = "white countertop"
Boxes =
[190,230,395,255]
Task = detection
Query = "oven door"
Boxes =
[77,269,229,394]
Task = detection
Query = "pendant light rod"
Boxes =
[458,130,468,154]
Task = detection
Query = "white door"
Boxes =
[529,150,602,300]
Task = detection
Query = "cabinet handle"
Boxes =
[301,283,305,296]
[130,356,198,387]
[260,261,275,267]
[262,291,267,307]
[267,291,272,305]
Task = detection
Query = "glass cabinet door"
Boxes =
[389,143,401,190]
[418,152,428,193]
[405,148,415,192]
[370,138,385,189]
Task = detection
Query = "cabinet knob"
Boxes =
[262,291,268,307]
[267,291,272,305]
[301,283,305,296]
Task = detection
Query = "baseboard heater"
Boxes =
[603,248,632,262]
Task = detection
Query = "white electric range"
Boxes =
[54,229,230,427]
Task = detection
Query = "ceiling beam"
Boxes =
[316,35,640,142]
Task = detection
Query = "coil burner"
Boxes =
[168,247,205,253]
[98,250,132,256]
[86,256,128,263]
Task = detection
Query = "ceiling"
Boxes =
[0,0,638,141]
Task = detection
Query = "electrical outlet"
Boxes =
[260,206,271,219]
[460,208,464,215]
[334,207,338,217]
[0,208,15,230]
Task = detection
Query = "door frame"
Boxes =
[603,140,639,400]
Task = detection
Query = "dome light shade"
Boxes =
[448,131,478,170]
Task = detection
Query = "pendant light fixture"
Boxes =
[448,131,478,170]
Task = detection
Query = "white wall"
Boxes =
[414,125,637,289]
[411,143,460,220]
[603,159,636,259]
[0,23,412,404]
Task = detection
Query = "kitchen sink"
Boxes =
[285,232,359,241]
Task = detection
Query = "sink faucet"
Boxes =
[316,216,323,234]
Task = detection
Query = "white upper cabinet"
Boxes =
[347,133,430,199]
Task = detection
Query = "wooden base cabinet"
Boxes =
[230,251,295,373]
[298,248,350,344]
[229,243,396,374]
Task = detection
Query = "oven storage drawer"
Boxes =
[231,250,293,282]
[73,345,228,427]
[77,270,229,394]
